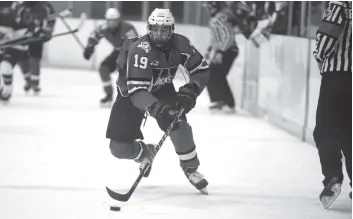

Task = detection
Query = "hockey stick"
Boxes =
[52,13,86,38]
[0,8,73,48]
[59,12,86,49]
[106,108,185,202]
[0,13,86,49]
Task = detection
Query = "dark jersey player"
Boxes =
[0,2,40,102]
[15,1,56,95]
[106,8,210,193]
[83,8,138,106]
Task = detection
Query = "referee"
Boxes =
[313,1,352,209]
[204,1,238,113]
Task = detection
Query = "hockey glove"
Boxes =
[37,31,52,43]
[149,101,178,132]
[83,45,94,60]
[176,84,198,114]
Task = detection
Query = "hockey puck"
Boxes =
[110,206,121,211]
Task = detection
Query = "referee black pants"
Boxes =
[207,49,238,108]
[313,72,352,187]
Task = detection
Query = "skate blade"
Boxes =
[321,184,341,209]
[199,187,208,195]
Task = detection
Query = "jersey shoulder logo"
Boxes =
[137,41,151,53]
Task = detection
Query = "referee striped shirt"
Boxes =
[209,11,237,52]
[313,1,352,74]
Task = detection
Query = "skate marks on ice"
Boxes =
[0,183,351,219]
[102,184,352,219]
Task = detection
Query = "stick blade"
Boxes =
[106,186,131,202]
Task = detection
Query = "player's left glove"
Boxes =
[83,45,94,60]
[176,84,198,114]
[38,31,52,43]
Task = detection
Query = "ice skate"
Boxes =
[0,85,12,102]
[184,168,209,194]
[209,101,235,114]
[100,93,113,107]
[134,142,156,178]
[319,177,342,209]
[222,105,236,114]
[24,81,31,93]
[32,85,41,96]
[208,101,224,111]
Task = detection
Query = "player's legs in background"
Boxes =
[98,50,119,106]
[27,42,43,94]
[206,60,222,106]
[0,49,25,102]
[0,59,14,102]
[338,73,352,192]
[18,54,31,92]
[219,49,237,112]
[106,90,155,177]
[313,72,351,207]
[207,48,237,113]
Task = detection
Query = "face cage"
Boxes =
[107,19,120,29]
[148,24,174,46]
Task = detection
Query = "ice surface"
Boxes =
[0,68,351,219]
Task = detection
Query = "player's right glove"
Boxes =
[148,101,178,132]
[83,45,94,60]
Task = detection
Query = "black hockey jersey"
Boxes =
[87,21,138,50]
[116,34,210,110]
[0,2,31,51]
[13,1,56,34]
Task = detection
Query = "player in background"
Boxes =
[0,2,38,102]
[313,1,351,208]
[16,1,56,95]
[204,2,238,113]
[83,8,138,106]
[106,9,210,193]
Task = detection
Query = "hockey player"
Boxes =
[83,8,138,106]
[204,1,238,113]
[106,9,210,193]
[15,1,56,95]
[0,2,36,102]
